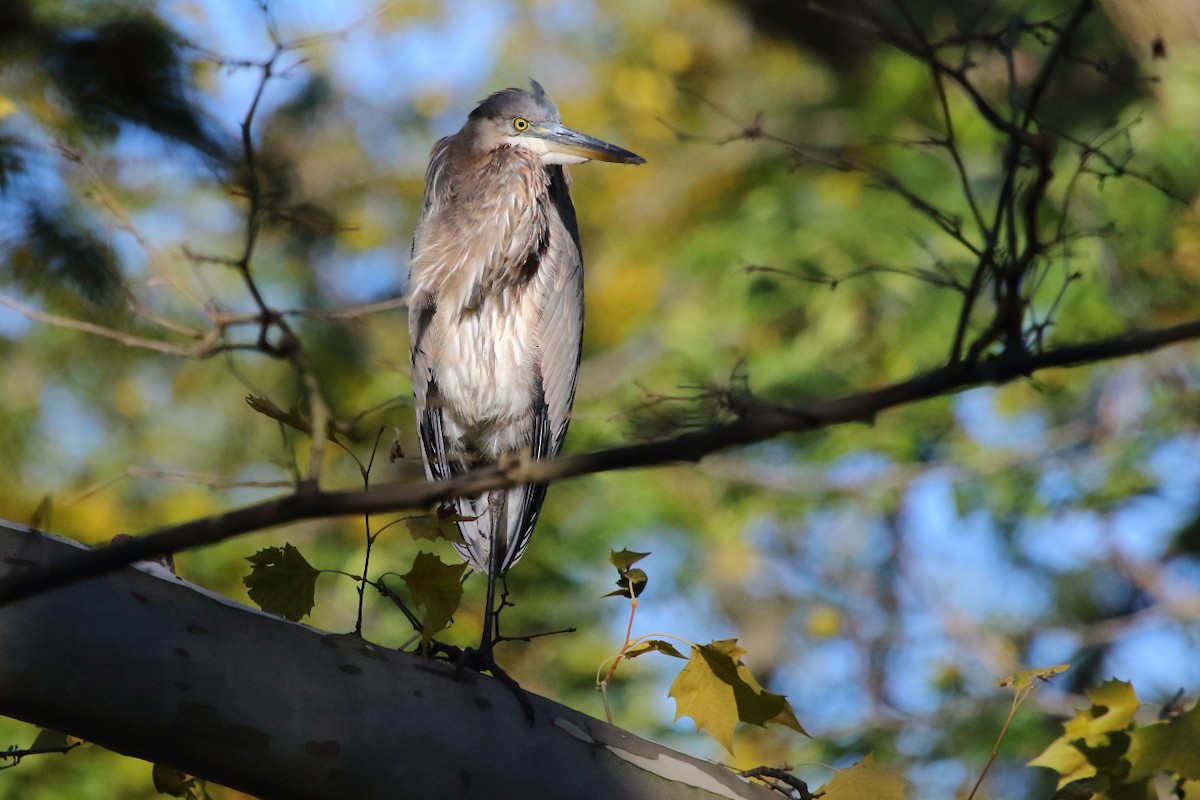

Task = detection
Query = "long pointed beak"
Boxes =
[528,122,645,165]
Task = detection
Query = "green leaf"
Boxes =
[625,639,687,660]
[821,754,908,800]
[1029,679,1141,787]
[405,510,468,545]
[609,548,650,572]
[606,550,650,599]
[1125,699,1200,782]
[243,544,318,621]
[998,663,1070,692]
[669,639,807,752]
[604,567,648,599]
[402,552,467,647]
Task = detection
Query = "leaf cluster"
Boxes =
[1030,680,1200,798]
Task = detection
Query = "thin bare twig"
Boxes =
[0,293,248,358]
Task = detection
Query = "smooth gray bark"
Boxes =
[0,522,774,800]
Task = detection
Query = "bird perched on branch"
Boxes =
[407,79,644,653]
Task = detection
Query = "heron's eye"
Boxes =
[513,117,529,132]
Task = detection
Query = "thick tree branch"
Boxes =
[0,525,772,800]
[1,317,1196,608]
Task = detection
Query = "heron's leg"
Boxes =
[479,488,508,652]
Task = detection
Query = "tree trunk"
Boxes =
[0,522,773,800]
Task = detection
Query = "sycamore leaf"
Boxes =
[604,567,648,599]
[821,754,908,800]
[669,639,807,753]
[610,549,650,572]
[402,552,466,647]
[243,544,318,621]
[606,550,650,599]
[1029,679,1140,788]
[1125,699,1200,782]
[245,395,312,436]
[998,663,1070,691]
[406,509,469,545]
[625,639,687,660]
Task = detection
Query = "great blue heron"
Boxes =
[408,80,644,653]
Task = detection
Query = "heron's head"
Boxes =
[465,79,645,166]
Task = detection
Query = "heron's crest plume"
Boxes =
[469,78,561,125]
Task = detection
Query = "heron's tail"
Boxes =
[451,484,544,575]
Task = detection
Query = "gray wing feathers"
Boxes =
[539,165,585,454]
[496,167,583,570]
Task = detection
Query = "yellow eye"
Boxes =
[513,117,529,132]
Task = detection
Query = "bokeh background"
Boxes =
[1,0,1198,798]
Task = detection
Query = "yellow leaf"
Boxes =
[998,663,1070,691]
[821,754,909,800]
[669,639,807,753]
[0,96,17,118]
[1028,679,1141,788]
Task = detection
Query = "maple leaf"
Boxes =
[821,754,908,800]
[1028,679,1141,788]
[669,639,806,753]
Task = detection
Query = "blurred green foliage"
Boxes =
[1,0,1199,798]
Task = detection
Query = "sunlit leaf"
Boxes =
[669,639,807,752]
[1175,778,1200,798]
[820,754,908,800]
[243,543,318,621]
[1029,679,1141,787]
[998,663,1070,691]
[402,552,466,647]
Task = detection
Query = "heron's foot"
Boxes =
[454,645,536,724]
